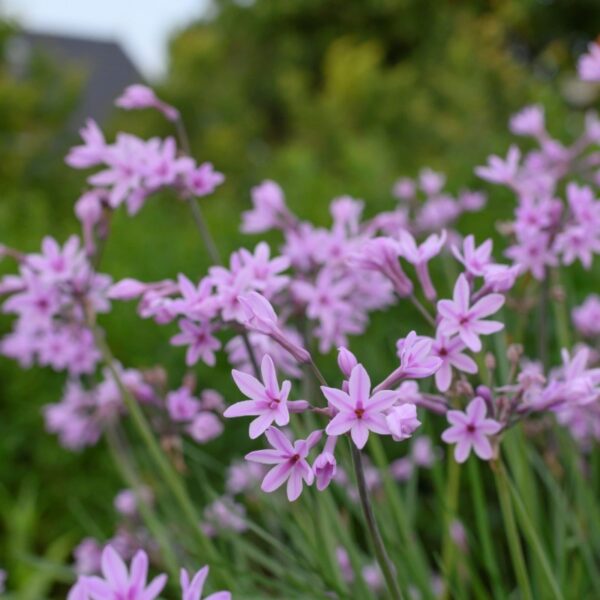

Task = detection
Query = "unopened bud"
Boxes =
[485,352,496,371]
[455,379,473,397]
[506,343,523,364]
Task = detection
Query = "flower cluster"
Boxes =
[0,236,110,375]
[69,544,230,600]
[477,106,600,279]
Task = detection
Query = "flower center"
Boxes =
[354,408,365,419]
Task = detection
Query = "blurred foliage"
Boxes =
[1,0,600,595]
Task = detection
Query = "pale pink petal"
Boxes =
[367,390,399,412]
[460,328,481,352]
[129,550,149,593]
[480,419,502,435]
[349,364,371,407]
[245,449,284,464]
[435,363,452,392]
[466,397,487,422]
[453,274,470,312]
[260,354,279,396]
[454,438,472,463]
[441,425,465,443]
[287,470,304,501]
[449,352,478,374]
[262,462,293,492]
[362,412,390,435]
[446,410,469,426]
[141,574,167,600]
[321,386,354,411]
[437,299,460,320]
[264,427,295,454]
[249,412,276,439]
[470,293,504,319]
[469,320,504,335]
[101,545,128,589]
[326,412,355,436]
[232,370,267,402]
[223,400,263,418]
[205,593,232,600]
[472,433,494,460]
[350,420,370,449]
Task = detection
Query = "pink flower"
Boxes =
[312,435,338,491]
[375,332,442,391]
[349,237,413,297]
[245,427,322,501]
[475,145,520,186]
[573,295,600,337]
[241,180,291,233]
[437,274,504,352]
[321,364,398,449]
[509,105,546,138]
[386,404,421,441]
[170,319,221,366]
[225,354,307,438]
[392,177,416,200]
[183,162,225,197]
[441,397,502,463]
[397,230,446,300]
[187,412,224,443]
[180,566,231,600]
[337,346,358,379]
[505,232,558,280]
[73,545,166,600]
[66,119,107,168]
[419,168,446,195]
[167,387,201,422]
[452,235,493,277]
[115,84,179,121]
[431,333,478,392]
[578,42,600,82]
[238,291,310,363]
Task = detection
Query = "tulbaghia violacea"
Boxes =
[3,59,600,598]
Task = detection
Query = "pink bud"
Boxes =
[107,278,148,300]
[386,403,421,442]
[337,347,358,378]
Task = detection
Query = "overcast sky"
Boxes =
[1,0,209,78]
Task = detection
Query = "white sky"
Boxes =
[1,0,209,79]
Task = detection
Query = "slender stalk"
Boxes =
[174,112,261,379]
[350,443,404,600]
[409,294,436,328]
[505,467,563,600]
[105,427,181,578]
[91,324,219,565]
[188,198,222,267]
[440,454,461,599]
[492,460,533,600]
[467,458,503,599]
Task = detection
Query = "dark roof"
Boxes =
[13,31,143,126]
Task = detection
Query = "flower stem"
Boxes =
[350,442,404,600]
[91,324,219,565]
[492,459,533,600]
[188,197,222,267]
[409,294,436,328]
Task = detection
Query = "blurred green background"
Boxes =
[1,0,600,596]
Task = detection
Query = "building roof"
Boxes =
[12,31,143,125]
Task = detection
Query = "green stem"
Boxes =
[350,443,404,600]
[493,460,533,600]
[505,467,564,600]
[105,427,181,578]
[92,325,219,565]
[467,459,503,599]
[440,454,460,598]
